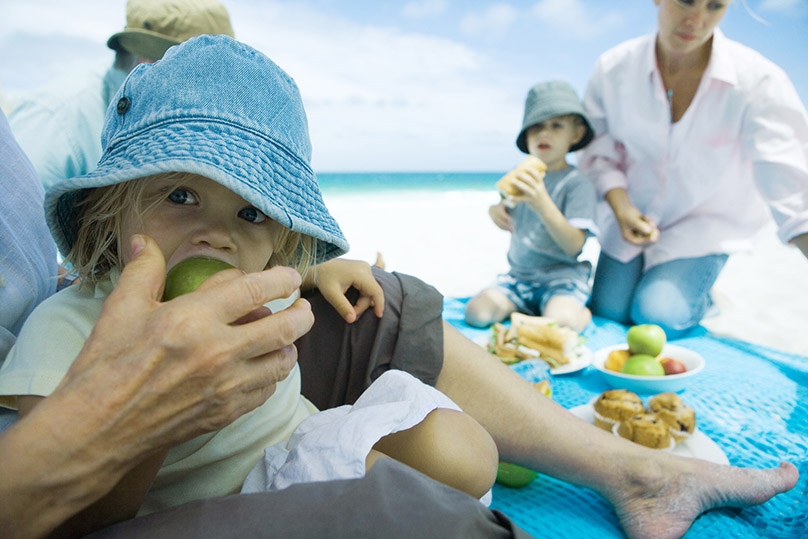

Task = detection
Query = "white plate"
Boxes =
[473,334,592,375]
[569,403,729,465]
[552,345,593,375]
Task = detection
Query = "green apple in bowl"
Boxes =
[621,354,665,377]
[163,257,236,301]
[626,324,666,357]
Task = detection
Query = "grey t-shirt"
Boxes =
[506,166,598,282]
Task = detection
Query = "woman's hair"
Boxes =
[65,172,317,283]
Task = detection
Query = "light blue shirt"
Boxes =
[0,110,57,361]
[507,166,598,282]
[7,61,129,191]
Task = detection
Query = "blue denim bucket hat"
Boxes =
[46,34,349,263]
[515,80,594,154]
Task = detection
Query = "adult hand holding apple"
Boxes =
[2,235,316,538]
[65,234,315,446]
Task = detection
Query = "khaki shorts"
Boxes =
[297,267,445,410]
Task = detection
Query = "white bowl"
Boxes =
[592,344,705,394]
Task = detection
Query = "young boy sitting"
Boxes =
[465,80,598,332]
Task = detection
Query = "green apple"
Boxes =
[626,324,666,357]
[621,354,666,377]
[163,257,235,301]
[495,462,538,488]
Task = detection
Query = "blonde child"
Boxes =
[465,81,598,332]
[0,35,496,536]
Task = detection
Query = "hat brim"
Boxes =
[107,30,181,61]
[516,113,595,154]
[46,120,349,263]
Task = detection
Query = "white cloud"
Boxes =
[758,0,803,11]
[227,1,522,171]
[755,0,808,18]
[4,0,800,171]
[460,4,519,41]
[402,0,450,19]
[531,0,623,39]
[0,0,122,43]
[1,0,523,170]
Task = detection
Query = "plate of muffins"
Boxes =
[570,389,728,465]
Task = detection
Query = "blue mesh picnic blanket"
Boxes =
[443,297,808,539]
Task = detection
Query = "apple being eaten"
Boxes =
[626,324,667,357]
[163,257,236,301]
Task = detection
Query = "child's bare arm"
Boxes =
[510,169,587,256]
[488,202,513,231]
[531,199,588,256]
[302,258,385,323]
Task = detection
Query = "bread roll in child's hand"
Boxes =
[496,155,547,197]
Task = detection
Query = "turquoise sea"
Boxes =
[317,172,502,195]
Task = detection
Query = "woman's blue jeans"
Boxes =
[589,251,728,339]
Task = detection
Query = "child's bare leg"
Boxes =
[435,323,799,539]
[542,295,591,332]
[371,408,498,499]
[464,289,517,328]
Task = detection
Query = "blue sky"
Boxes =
[1,0,806,172]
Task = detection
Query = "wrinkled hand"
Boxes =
[615,206,660,245]
[489,202,513,231]
[306,258,385,323]
[0,234,314,537]
[56,234,314,454]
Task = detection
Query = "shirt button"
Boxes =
[116,97,131,114]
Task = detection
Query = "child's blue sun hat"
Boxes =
[46,34,348,263]
[516,80,594,154]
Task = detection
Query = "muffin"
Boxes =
[592,390,644,431]
[614,413,674,450]
[647,392,696,445]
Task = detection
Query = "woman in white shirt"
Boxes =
[579,0,808,337]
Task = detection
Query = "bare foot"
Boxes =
[603,456,798,539]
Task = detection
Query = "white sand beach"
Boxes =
[324,189,808,357]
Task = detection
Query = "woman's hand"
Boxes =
[616,209,659,245]
[303,258,385,323]
[606,188,660,245]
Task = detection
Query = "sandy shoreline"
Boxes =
[323,190,808,357]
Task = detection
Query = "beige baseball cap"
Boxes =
[107,0,234,61]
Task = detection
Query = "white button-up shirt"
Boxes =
[579,28,808,270]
